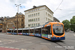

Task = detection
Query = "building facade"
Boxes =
[53,17,60,22]
[0,17,3,32]
[24,5,54,28]
[2,13,25,32]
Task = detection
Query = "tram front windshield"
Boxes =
[53,24,64,36]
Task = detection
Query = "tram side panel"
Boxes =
[29,29,34,36]
[35,28,41,37]
[18,30,22,35]
[7,30,12,35]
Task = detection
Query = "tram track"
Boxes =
[51,40,74,50]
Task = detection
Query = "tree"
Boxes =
[70,16,75,32]
[62,20,70,31]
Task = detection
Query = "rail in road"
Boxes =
[51,40,74,50]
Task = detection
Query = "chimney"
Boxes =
[33,6,36,8]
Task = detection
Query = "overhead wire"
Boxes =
[54,0,63,12]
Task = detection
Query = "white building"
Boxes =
[24,5,54,28]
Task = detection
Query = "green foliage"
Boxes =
[70,16,75,32]
[62,20,70,31]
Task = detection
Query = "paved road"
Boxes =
[0,31,75,50]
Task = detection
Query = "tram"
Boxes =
[7,22,65,41]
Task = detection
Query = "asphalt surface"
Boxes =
[0,31,75,50]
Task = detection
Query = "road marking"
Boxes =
[21,49,27,50]
[74,34,75,36]
[0,40,2,42]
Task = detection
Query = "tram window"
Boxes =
[42,27,48,34]
[18,30,22,33]
[42,26,51,34]
[14,30,17,33]
[11,30,13,32]
[35,28,41,34]
[23,30,29,33]
[23,30,24,33]
[46,26,51,35]
[30,29,34,33]
[46,26,50,34]
[7,30,10,32]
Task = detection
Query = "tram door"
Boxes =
[25,30,29,35]
[42,27,48,38]
[42,25,51,38]
[46,26,52,39]
[35,28,41,37]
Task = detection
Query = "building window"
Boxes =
[46,18,47,20]
[38,18,40,21]
[35,9,36,11]
[21,24,23,26]
[48,14,49,16]
[32,14,33,17]
[15,23,16,25]
[28,15,29,17]
[34,24,35,26]
[38,23,40,26]
[36,13,37,16]
[28,13,40,17]
[34,14,35,16]
[34,9,35,11]
[28,18,40,22]
[38,13,39,16]
[22,15,23,17]
[28,15,31,17]
[22,19,23,21]
[38,8,39,10]
[36,18,37,21]
[28,24,30,27]
[34,19,35,21]
[32,24,33,27]
[32,19,33,21]
[35,23,37,26]
[46,12,47,15]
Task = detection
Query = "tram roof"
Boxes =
[13,25,43,30]
[8,22,62,30]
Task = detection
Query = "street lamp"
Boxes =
[15,4,21,13]
[15,4,21,34]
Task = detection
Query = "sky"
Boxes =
[0,0,75,22]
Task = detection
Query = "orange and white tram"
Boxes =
[7,22,65,41]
